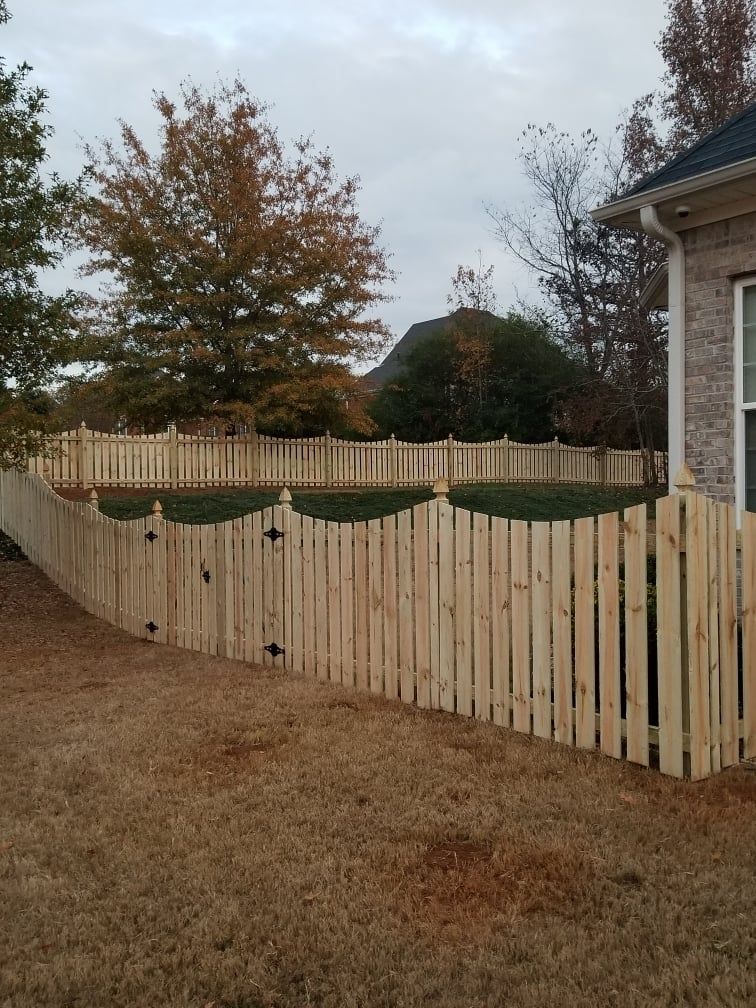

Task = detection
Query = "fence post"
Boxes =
[447,434,455,488]
[324,430,332,488]
[674,463,712,780]
[79,421,91,490]
[552,437,561,483]
[389,434,398,488]
[599,446,608,486]
[168,424,178,490]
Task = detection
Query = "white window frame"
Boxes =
[734,277,756,514]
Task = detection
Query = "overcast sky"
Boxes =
[6,0,666,368]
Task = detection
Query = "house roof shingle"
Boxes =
[626,101,756,199]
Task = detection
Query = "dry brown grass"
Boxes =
[1,556,755,1008]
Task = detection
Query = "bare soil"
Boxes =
[1,554,754,1008]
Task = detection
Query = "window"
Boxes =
[737,282,756,512]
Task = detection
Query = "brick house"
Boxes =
[592,104,756,512]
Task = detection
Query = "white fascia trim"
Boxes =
[591,155,756,223]
[639,206,685,494]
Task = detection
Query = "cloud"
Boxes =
[5,0,666,364]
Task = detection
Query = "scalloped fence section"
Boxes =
[27,429,667,489]
[2,469,752,780]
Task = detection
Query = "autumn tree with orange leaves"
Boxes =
[77,80,393,434]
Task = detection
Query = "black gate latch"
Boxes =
[264,526,284,542]
[264,642,285,658]
[145,621,159,634]
[145,530,158,542]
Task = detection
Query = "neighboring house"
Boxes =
[592,103,756,511]
[364,308,498,387]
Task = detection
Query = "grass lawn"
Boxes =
[1,549,754,1008]
[95,482,667,525]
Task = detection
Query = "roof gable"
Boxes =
[626,102,756,199]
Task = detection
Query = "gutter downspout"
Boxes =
[639,205,685,493]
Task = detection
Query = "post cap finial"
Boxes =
[279,486,293,510]
[433,477,449,502]
[80,420,87,428]
[674,462,696,493]
[151,499,163,517]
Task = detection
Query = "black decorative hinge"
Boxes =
[145,530,158,542]
[264,526,284,542]
[264,642,285,658]
[145,621,159,634]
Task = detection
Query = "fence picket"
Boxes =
[367,518,383,694]
[656,495,684,778]
[383,514,399,700]
[742,509,756,760]
[624,503,649,766]
[510,519,530,734]
[717,502,739,767]
[414,504,431,709]
[454,509,473,717]
[574,516,596,749]
[353,521,369,690]
[398,510,414,704]
[685,493,711,781]
[438,502,455,713]
[340,523,354,687]
[327,521,342,684]
[598,511,621,759]
[531,521,552,739]
[473,512,491,721]
[491,517,510,728]
[551,519,572,746]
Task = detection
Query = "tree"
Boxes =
[488,125,668,460]
[369,311,579,444]
[446,254,498,414]
[489,0,756,473]
[658,0,756,154]
[77,80,394,436]
[0,1,81,466]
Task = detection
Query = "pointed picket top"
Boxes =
[278,486,293,510]
[151,499,163,519]
[674,462,696,494]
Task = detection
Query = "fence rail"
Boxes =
[1,468,751,780]
[27,426,667,490]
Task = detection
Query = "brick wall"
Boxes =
[682,211,756,503]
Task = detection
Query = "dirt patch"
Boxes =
[401,836,589,935]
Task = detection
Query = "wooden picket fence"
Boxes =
[28,425,667,490]
[1,468,752,780]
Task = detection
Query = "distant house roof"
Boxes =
[364,308,498,386]
[625,103,756,199]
